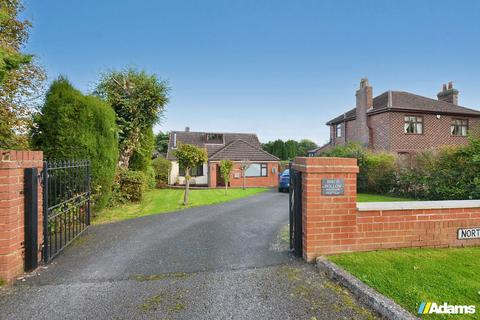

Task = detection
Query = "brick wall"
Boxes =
[293,157,480,262]
[0,150,43,283]
[208,161,279,188]
[388,112,480,153]
[368,112,391,151]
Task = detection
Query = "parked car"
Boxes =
[278,169,290,192]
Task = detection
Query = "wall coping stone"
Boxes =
[358,200,480,211]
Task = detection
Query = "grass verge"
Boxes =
[329,247,480,319]
[94,187,268,224]
[357,193,414,202]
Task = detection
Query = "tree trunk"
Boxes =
[118,129,141,170]
[183,167,190,205]
[242,170,246,190]
[225,181,227,195]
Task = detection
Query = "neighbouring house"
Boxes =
[310,78,480,157]
[166,128,280,188]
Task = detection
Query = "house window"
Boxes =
[179,164,204,177]
[205,133,223,144]
[245,163,268,177]
[335,124,342,138]
[451,119,468,136]
[404,116,423,134]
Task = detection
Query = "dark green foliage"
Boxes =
[155,131,170,154]
[322,138,480,200]
[95,68,169,170]
[321,143,396,194]
[262,138,318,160]
[152,157,171,188]
[129,128,155,173]
[284,140,298,160]
[272,139,287,160]
[297,139,318,156]
[32,77,118,210]
[395,139,480,200]
[118,170,146,202]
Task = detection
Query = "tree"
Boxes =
[0,0,46,149]
[155,131,170,155]
[129,127,155,173]
[174,144,207,205]
[32,77,118,210]
[272,139,286,160]
[95,68,169,170]
[219,159,234,195]
[285,140,299,159]
[297,139,318,156]
[239,160,251,190]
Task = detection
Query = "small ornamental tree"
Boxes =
[219,159,234,195]
[239,159,251,190]
[174,144,207,205]
[95,68,169,170]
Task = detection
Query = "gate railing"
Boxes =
[42,160,90,262]
[289,166,303,257]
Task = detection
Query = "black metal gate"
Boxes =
[42,160,91,262]
[289,167,303,257]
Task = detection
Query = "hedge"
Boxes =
[32,77,118,210]
[321,139,480,200]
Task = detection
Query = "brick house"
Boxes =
[310,79,480,156]
[166,128,280,188]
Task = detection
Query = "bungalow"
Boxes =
[166,128,280,188]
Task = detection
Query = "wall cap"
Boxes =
[292,157,359,173]
[358,200,480,211]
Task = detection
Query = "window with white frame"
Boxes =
[335,124,342,138]
[404,115,423,134]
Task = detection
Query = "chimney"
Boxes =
[355,78,373,146]
[437,81,459,105]
[185,126,190,132]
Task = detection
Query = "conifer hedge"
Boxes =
[32,77,118,210]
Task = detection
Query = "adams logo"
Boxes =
[418,302,476,315]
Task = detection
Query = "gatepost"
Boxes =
[291,157,359,262]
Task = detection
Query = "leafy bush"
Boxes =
[129,128,155,173]
[152,157,171,188]
[145,165,156,190]
[118,170,146,202]
[32,77,118,210]
[322,138,480,200]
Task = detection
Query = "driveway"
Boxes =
[0,190,377,319]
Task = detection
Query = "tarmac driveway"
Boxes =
[0,190,377,319]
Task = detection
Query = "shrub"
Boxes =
[152,157,171,188]
[118,170,146,202]
[129,128,155,173]
[145,165,156,190]
[322,138,480,200]
[32,77,118,211]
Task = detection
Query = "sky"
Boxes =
[23,0,480,145]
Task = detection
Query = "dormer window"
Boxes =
[205,133,224,144]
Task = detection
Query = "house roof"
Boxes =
[326,91,480,125]
[209,139,280,161]
[166,131,278,161]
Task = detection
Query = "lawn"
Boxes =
[94,188,268,224]
[329,247,480,319]
[357,193,414,202]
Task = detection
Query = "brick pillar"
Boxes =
[0,150,43,283]
[292,157,359,262]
